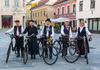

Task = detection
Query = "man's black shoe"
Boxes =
[50,56,52,59]
[34,55,36,59]
[16,54,20,57]
[21,52,23,57]
[31,56,33,59]
[49,54,52,59]
[45,55,48,58]
[84,55,86,59]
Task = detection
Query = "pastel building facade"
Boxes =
[0,0,26,29]
[54,0,77,31]
[76,0,100,33]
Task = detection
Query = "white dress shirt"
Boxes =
[61,25,72,38]
[6,25,24,37]
[75,26,92,36]
[40,26,42,29]
[34,24,37,27]
[40,25,54,37]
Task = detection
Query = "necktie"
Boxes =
[66,26,68,30]
[47,26,50,37]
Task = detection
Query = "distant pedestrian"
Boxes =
[40,25,42,32]
[34,21,37,27]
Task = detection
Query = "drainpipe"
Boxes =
[31,9,32,20]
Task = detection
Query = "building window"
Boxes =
[98,19,100,31]
[57,8,59,15]
[93,19,97,31]
[35,13,37,17]
[23,0,25,7]
[67,5,70,13]
[79,1,83,11]
[14,0,19,7]
[26,14,27,19]
[30,13,31,18]
[73,20,76,27]
[41,12,42,16]
[33,13,34,17]
[90,0,95,9]
[44,11,45,16]
[5,0,9,7]
[38,12,39,17]
[27,6,28,10]
[61,6,64,14]
[38,22,39,25]
[88,19,93,30]
[41,22,42,25]
[28,14,30,18]
[26,14,28,18]
[30,5,31,9]
[73,4,76,12]
[44,23,45,26]
[88,18,100,32]
[27,14,28,18]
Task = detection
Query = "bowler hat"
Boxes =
[45,18,51,22]
[15,20,20,23]
[29,20,34,22]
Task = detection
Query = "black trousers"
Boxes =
[15,36,24,54]
[44,40,52,56]
[62,41,68,56]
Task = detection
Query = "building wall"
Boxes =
[76,0,100,28]
[32,7,47,21]
[47,6,55,19]
[0,16,2,29]
[0,0,26,29]
[54,0,77,32]
[32,5,55,27]
[32,7,47,26]
[26,5,31,23]
[26,0,40,25]
[55,1,76,15]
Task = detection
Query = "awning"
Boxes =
[43,17,72,23]
[55,17,72,22]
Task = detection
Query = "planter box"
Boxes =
[55,29,61,34]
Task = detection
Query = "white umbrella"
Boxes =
[50,18,57,22]
[56,17,71,22]
[43,18,72,23]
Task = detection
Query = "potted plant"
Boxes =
[37,24,40,29]
[55,24,60,33]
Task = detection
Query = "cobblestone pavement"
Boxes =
[0,29,100,70]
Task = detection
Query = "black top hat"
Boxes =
[15,20,20,23]
[45,18,51,22]
[29,20,34,22]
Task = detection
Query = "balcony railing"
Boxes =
[55,12,76,19]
